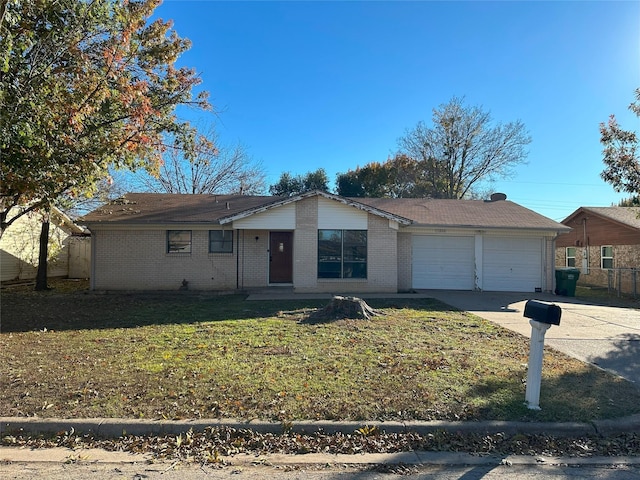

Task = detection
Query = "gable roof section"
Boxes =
[355,197,569,231]
[218,190,412,225]
[562,206,640,231]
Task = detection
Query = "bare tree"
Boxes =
[398,96,531,199]
[138,126,266,195]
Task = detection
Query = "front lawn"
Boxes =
[2,280,639,423]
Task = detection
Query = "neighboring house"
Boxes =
[556,206,640,292]
[0,206,91,282]
[80,191,569,293]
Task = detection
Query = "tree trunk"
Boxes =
[35,219,50,291]
[303,296,382,324]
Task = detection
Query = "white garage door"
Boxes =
[483,237,542,292]
[412,236,475,290]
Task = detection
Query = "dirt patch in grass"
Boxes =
[2,279,640,423]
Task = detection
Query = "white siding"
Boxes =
[318,197,367,229]
[233,203,296,229]
[0,209,73,282]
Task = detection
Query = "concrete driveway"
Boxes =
[424,290,640,388]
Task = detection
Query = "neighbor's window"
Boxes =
[601,246,613,269]
[167,230,192,254]
[209,230,233,253]
[318,229,367,279]
[566,247,576,267]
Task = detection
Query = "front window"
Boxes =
[209,230,233,253]
[167,230,192,253]
[566,247,576,267]
[601,246,613,269]
[318,229,367,279]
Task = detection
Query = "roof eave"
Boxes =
[408,223,571,233]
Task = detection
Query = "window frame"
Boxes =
[167,230,192,254]
[209,230,233,253]
[601,245,613,269]
[317,229,367,279]
[566,247,576,267]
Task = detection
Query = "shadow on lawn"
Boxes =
[1,290,445,333]
[468,365,640,422]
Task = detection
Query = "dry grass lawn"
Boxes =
[2,279,639,423]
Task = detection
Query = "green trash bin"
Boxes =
[555,267,580,296]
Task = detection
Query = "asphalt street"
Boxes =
[2,449,640,480]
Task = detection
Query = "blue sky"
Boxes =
[156,0,639,221]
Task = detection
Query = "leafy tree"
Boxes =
[336,154,437,198]
[397,96,531,199]
[136,126,266,194]
[600,88,640,194]
[0,0,209,288]
[269,168,329,196]
[0,0,209,233]
[617,196,640,207]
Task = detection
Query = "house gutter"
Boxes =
[407,223,571,233]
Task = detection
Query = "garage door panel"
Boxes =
[412,236,474,290]
[483,237,541,292]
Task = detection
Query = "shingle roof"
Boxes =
[354,197,568,230]
[81,192,568,231]
[80,193,284,225]
[564,207,640,230]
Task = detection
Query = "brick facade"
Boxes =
[92,197,400,293]
[555,207,640,294]
[87,192,565,293]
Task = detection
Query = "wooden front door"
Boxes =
[269,232,293,283]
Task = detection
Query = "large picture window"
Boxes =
[167,230,192,253]
[209,230,233,253]
[318,229,367,279]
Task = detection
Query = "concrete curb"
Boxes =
[3,415,640,439]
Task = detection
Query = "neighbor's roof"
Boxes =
[80,192,568,231]
[562,206,640,230]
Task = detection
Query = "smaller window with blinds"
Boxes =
[566,247,576,267]
[209,230,233,253]
[601,246,613,269]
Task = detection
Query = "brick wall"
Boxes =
[293,197,318,290]
[555,244,640,294]
[92,198,401,292]
[92,229,238,290]
[397,232,412,291]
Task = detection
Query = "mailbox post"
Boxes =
[523,300,561,410]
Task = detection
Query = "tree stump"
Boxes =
[303,295,382,324]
